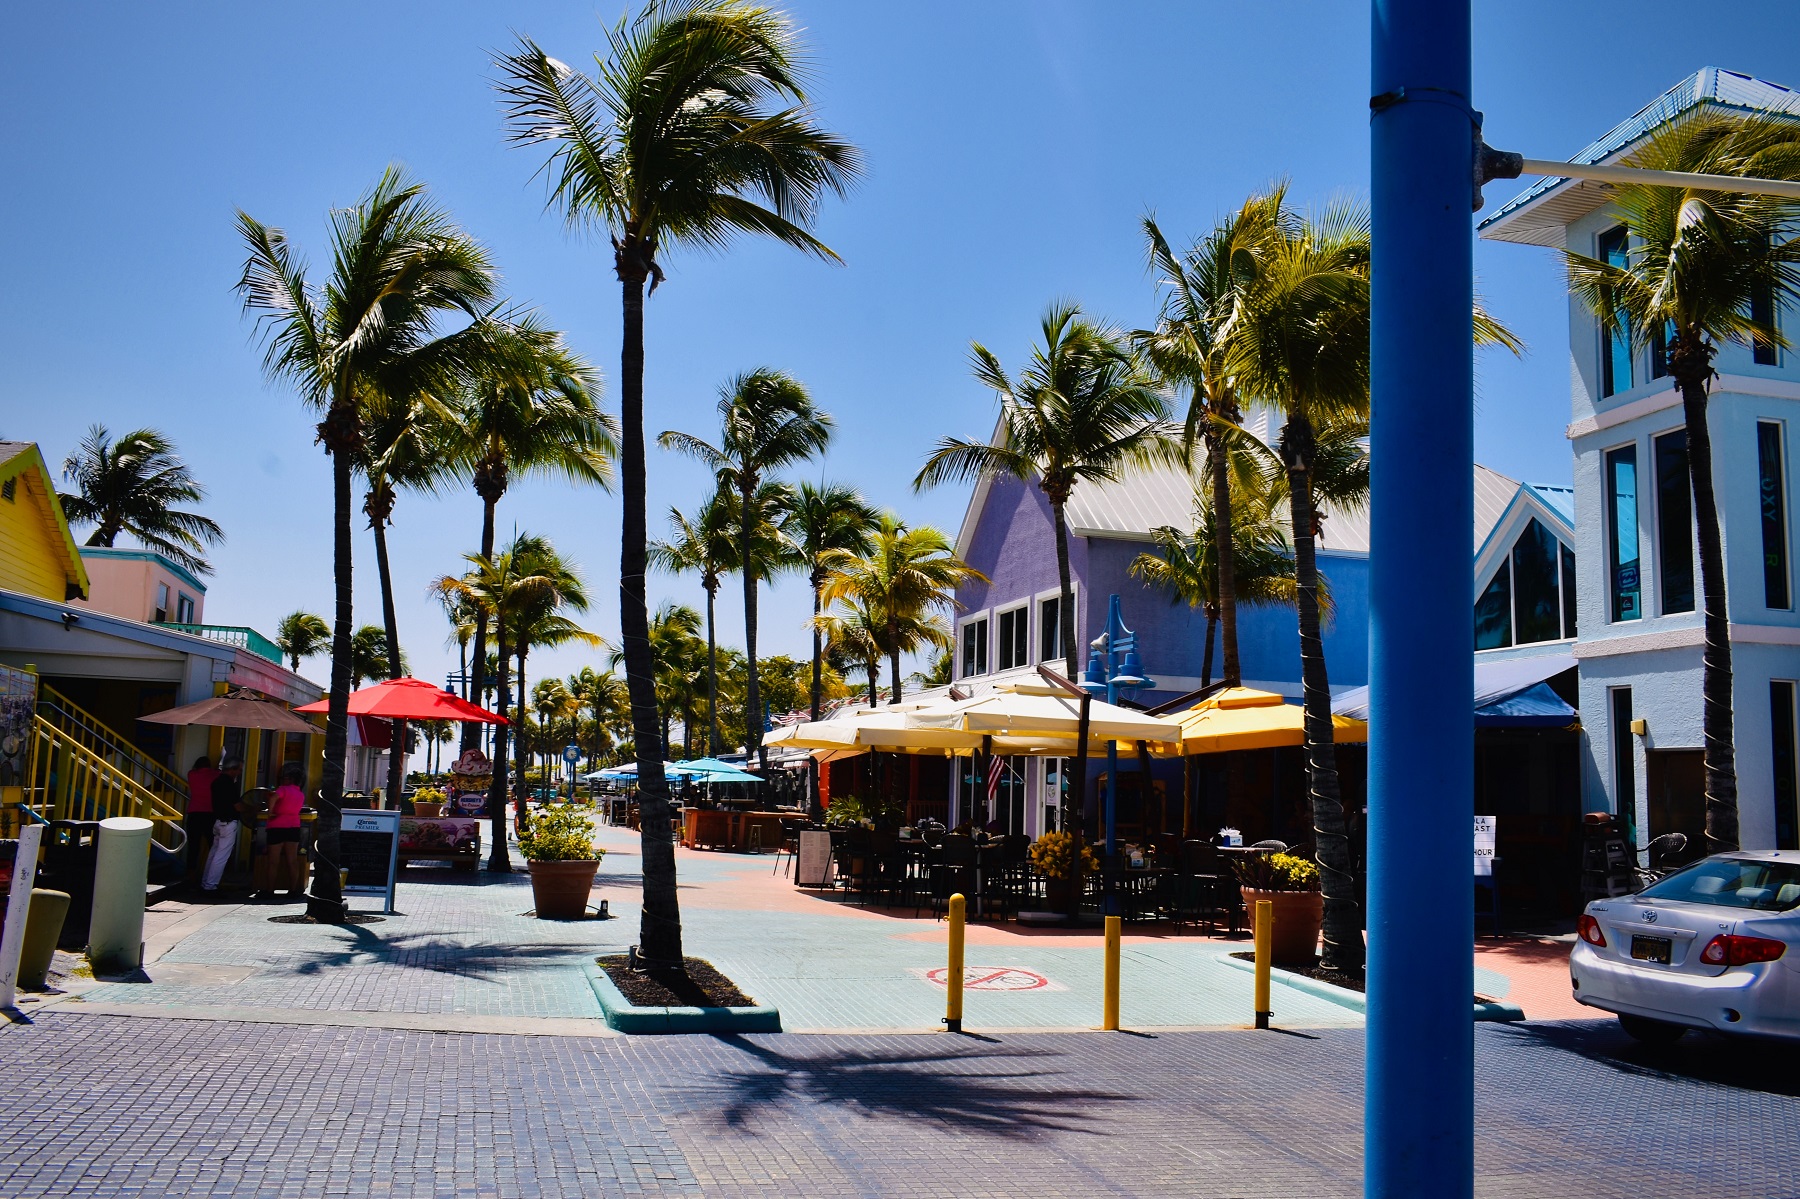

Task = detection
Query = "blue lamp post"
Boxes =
[1080,596,1152,875]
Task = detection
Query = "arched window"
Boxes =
[1475,518,1576,649]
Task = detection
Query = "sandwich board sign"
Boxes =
[1474,815,1497,877]
[0,825,44,1009]
[341,809,400,913]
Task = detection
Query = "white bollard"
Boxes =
[88,817,153,975]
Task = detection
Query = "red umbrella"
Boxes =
[294,677,508,725]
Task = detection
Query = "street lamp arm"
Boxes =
[1502,154,1800,202]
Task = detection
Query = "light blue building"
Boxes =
[1480,67,1800,854]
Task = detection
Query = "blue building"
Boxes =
[1480,67,1800,854]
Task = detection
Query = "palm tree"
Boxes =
[496,2,860,969]
[784,482,879,721]
[433,580,479,701]
[662,370,828,767]
[911,647,953,691]
[570,666,629,767]
[505,536,603,820]
[275,611,330,672]
[349,625,404,688]
[237,168,498,921]
[650,490,736,755]
[534,677,579,784]
[915,303,1174,682]
[815,598,886,707]
[817,513,981,704]
[1128,483,1311,688]
[58,425,224,575]
[440,317,611,752]
[614,603,706,758]
[1136,197,1288,685]
[1565,114,1800,853]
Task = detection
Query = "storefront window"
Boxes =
[997,606,1027,670]
[1654,429,1694,614]
[1039,595,1062,664]
[1561,544,1578,637]
[959,616,988,678]
[1759,422,1790,610]
[1511,519,1562,644]
[1774,681,1799,851]
[1611,688,1636,836]
[1598,226,1634,397]
[1606,445,1642,621]
[1474,566,1511,649]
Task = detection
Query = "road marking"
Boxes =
[923,966,1050,992]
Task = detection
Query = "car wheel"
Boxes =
[1618,1014,1687,1045]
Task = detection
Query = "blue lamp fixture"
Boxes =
[1079,596,1153,898]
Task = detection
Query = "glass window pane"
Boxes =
[1760,422,1790,609]
[1598,227,1634,397]
[1561,544,1578,638]
[1611,688,1635,837]
[1654,429,1695,614]
[1512,519,1562,644]
[961,618,989,678]
[1474,563,1512,650]
[1753,273,1779,366]
[1774,681,1798,851]
[997,608,1027,671]
[1606,446,1642,622]
[1039,596,1062,665]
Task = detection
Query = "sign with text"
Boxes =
[1474,815,1497,877]
[0,825,44,1008]
[340,809,400,913]
[795,829,835,887]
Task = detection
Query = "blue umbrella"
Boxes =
[676,757,765,783]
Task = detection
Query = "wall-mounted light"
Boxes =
[59,611,79,629]
[1629,718,1648,737]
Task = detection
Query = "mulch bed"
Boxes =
[270,913,386,925]
[1229,951,1366,993]
[596,955,755,1008]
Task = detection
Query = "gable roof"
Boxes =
[1480,67,1800,248]
[0,441,89,600]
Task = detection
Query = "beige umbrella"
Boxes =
[139,694,319,734]
[905,681,1183,751]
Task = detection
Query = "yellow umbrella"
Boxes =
[905,681,1184,751]
[1174,686,1368,754]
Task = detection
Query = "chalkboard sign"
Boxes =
[340,809,399,913]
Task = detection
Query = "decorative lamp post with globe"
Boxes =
[1080,594,1152,915]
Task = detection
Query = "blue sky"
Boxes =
[4,1,1797,715]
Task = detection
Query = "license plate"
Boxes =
[1631,935,1673,964]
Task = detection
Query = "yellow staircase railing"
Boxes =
[18,716,187,852]
[36,684,189,813]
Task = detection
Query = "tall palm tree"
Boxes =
[497,2,859,968]
[817,513,981,704]
[1136,197,1289,686]
[570,666,629,767]
[784,482,879,721]
[815,598,886,707]
[349,625,403,688]
[506,536,603,821]
[275,611,330,672]
[58,425,224,575]
[662,369,828,766]
[1565,114,1800,853]
[910,647,953,691]
[915,303,1174,682]
[433,581,479,701]
[650,490,734,754]
[1129,483,1312,688]
[440,317,611,752]
[237,168,498,921]
[613,603,706,758]
[534,677,579,784]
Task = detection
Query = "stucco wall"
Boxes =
[76,551,206,625]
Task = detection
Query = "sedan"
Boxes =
[1571,851,1800,1043]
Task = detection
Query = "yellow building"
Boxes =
[0,441,89,602]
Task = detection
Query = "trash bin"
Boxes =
[37,821,100,948]
[18,889,70,989]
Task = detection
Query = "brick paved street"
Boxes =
[2,1012,1797,1197]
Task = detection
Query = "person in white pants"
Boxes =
[202,756,245,892]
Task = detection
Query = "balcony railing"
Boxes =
[165,623,285,666]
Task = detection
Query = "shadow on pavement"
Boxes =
[685,1034,1138,1139]
[1491,1018,1800,1097]
[285,928,606,984]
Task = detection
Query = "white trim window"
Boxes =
[1474,516,1576,649]
[959,613,990,679]
[995,602,1029,671]
[1036,584,1077,669]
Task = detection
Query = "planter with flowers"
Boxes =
[410,786,449,818]
[520,804,604,919]
[1233,851,1323,965]
[1029,831,1099,915]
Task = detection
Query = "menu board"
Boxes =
[1474,815,1497,877]
[340,809,400,912]
[795,829,835,887]
[0,664,38,787]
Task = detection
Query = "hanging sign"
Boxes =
[340,809,400,913]
[1474,815,1497,877]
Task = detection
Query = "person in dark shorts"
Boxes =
[184,755,217,887]
[257,763,306,899]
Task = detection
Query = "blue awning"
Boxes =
[1333,652,1577,728]
[1475,681,1577,728]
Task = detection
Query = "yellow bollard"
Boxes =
[944,893,965,1033]
[1102,914,1122,1030]
[1253,898,1273,1029]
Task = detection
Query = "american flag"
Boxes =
[986,754,1003,806]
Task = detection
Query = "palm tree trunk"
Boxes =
[486,613,512,872]
[1051,501,1080,682]
[866,663,879,707]
[888,612,904,705]
[308,406,356,923]
[1674,354,1739,850]
[740,480,765,769]
[514,646,530,833]
[616,254,683,968]
[705,583,722,754]
[371,501,408,808]
[1280,410,1360,973]
[810,576,826,720]
[1200,610,1218,689]
[1209,412,1242,684]
[457,637,469,702]
[463,497,499,752]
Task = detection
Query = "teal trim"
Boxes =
[166,623,282,665]
[78,546,208,594]
[583,959,782,1034]
[1216,953,1523,1021]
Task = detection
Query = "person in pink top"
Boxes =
[184,756,218,888]
[256,763,307,900]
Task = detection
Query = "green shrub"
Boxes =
[518,804,602,862]
[1232,851,1320,892]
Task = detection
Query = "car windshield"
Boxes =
[1639,858,1800,912]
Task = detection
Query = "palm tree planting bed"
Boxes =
[587,955,780,1034]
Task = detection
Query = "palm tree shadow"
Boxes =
[1489,1019,1800,1098]
[677,1034,1137,1139]
[286,928,610,984]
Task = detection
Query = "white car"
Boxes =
[1571,851,1800,1043]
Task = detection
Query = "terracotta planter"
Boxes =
[529,859,599,919]
[1240,886,1324,966]
[1044,875,1079,914]
[413,802,445,818]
